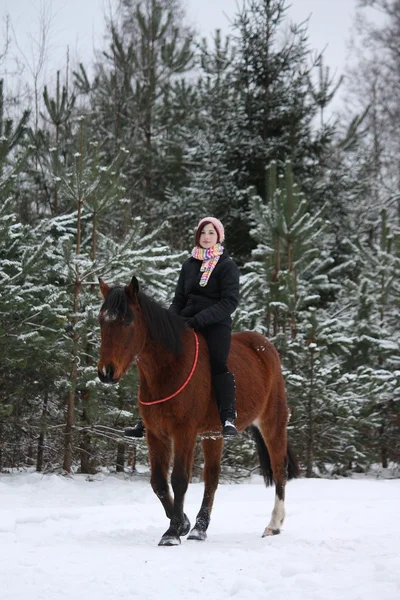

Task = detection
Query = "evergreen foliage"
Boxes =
[337,210,400,467]
[0,0,398,476]
[82,0,196,234]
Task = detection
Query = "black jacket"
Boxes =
[169,250,240,329]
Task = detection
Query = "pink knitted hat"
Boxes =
[196,217,225,243]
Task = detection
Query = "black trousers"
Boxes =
[199,322,232,377]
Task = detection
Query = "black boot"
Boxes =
[124,419,145,438]
[212,372,238,438]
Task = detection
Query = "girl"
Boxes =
[125,216,239,438]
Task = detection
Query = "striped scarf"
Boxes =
[192,243,224,287]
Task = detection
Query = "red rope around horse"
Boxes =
[138,330,199,406]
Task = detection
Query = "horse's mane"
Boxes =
[101,286,185,355]
[102,287,133,322]
[137,291,185,354]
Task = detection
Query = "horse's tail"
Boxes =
[251,426,273,486]
[287,442,300,480]
[251,426,300,486]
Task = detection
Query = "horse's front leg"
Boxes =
[147,430,174,520]
[158,434,196,547]
[188,437,223,541]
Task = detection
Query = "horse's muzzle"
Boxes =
[98,364,119,385]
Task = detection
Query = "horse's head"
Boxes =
[97,276,144,384]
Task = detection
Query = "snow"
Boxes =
[0,472,399,600]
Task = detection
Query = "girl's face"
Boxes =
[199,224,219,249]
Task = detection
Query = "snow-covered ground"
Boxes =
[0,471,399,600]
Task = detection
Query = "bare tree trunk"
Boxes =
[130,445,137,473]
[116,443,125,472]
[381,442,388,469]
[78,210,98,474]
[273,234,280,337]
[379,403,389,469]
[63,352,78,473]
[63,189,83,472]
[26,441,35,466]
[36,390,49,472]
[305,352,315,477]
[79,399,97,474]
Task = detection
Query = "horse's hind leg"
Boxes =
[255,411,290,537]
[188,437,223,541]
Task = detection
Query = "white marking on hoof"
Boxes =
[188,528,207,541]
[264,497,285,537]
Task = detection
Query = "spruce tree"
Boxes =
[168,31,247,251]
[231,0,338,204]
[237,162,332,335]
[237,162,359,474]
[347,0,400,229]
[0,79,30,212]
[340,210,400,468]
[177,0,345,261]
[82,0,196,238]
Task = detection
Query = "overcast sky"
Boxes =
[2,0,359,113]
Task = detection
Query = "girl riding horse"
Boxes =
[126,216,240,438]
[98,256,299,545]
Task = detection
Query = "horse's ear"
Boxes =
[126,276,140,300]
[99,278,110,298]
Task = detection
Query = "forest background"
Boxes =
[0,0,399,477]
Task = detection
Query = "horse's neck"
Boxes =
[136,341,177,387]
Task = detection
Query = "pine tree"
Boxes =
[176,0,344,261]
[0,194,186,472]
[168,31,247,251]
[237,162,332,335]
[40,70,76,215]
[236,162,361,474]
[339,210,400,468]
[0,200,66,470]
[81,0,196,237]
[346,0,400,231]
[231,0,338,201]
[14,68,77,222]
[0,80,30,172]
[285,308,361,476]
[0,79,30,208]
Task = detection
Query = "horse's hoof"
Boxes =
[262,527,280,537]
[180,514,191,537]
[158,535,181,546]
[187,528,207,541]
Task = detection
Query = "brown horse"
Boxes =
[97,276,299,546]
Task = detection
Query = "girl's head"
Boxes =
[195,217,225,249]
